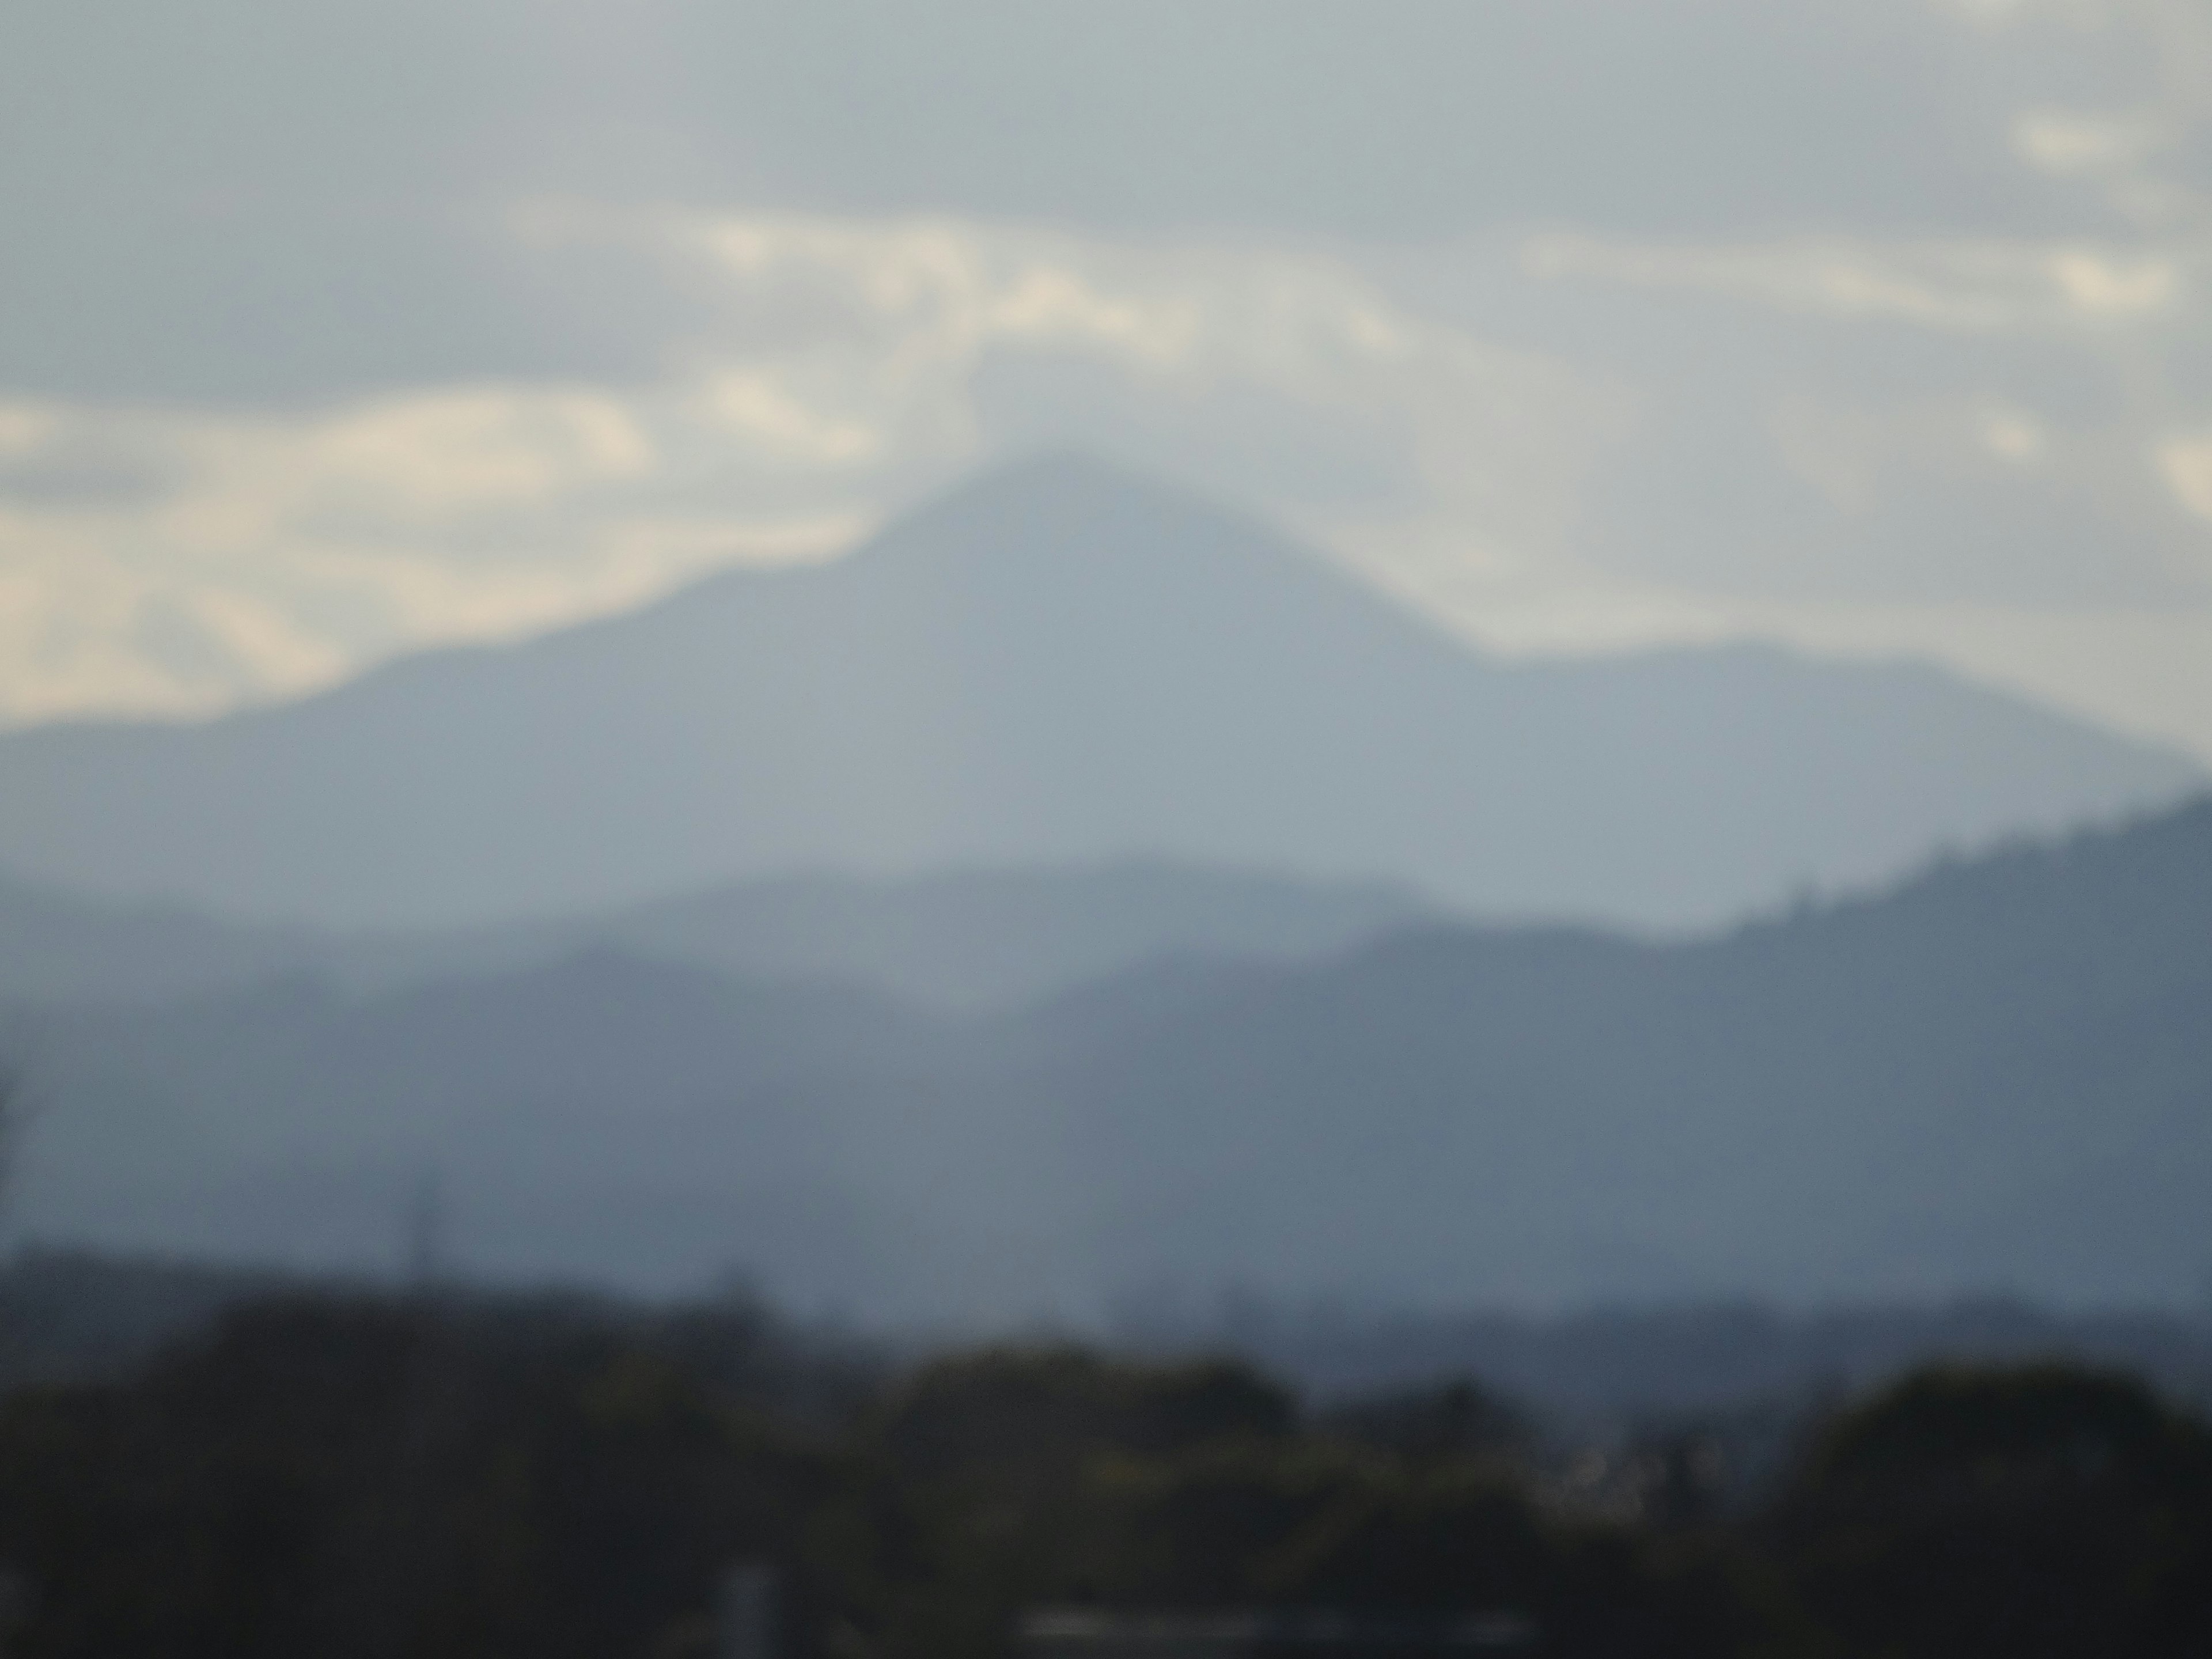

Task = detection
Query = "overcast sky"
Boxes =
[6,0,2212,758]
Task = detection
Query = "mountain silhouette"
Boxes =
[0,454,2196,927]
[10,794,2211,1317]
[0,858,1429,1009]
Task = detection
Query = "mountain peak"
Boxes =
[0,455,2196,928]
[913,448,1210,518]
[849,449,1308,588]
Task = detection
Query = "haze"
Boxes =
[5,0,2212,763]
[10,13,2212,1654]
[3,0,2211,1333]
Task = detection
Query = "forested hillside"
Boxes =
[8,799,2209,1315]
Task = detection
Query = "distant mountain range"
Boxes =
[0,454,2196,929]
[0,859,1428,1010]
[9,794,2209,1320]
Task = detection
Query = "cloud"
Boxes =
[2154,429,2212,529]
[1958,0,2212,225]
[0,374,872,720]
[1501,214,2212,616]
[0,214,1627,722]
[1522,230,2188,332]
[0,0,2139,410]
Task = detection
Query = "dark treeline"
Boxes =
[0,1289,2208,1659]
[1119,1291,2212,1427]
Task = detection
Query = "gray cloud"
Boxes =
[0,436,178,508]
[652,0,2057,235]
[0,0,2124,405]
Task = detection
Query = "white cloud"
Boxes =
[1522,231,2188,332]
[1982,402,2049,461]
[1961,0,2212,225]
[694,372,882,464]
[2156,430,2212,521]
[296,391,659,518]
[2013,108,2161,176]
[0,374,874,718]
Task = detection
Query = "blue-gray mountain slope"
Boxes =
[0,456,2195,927]
[1029,795,2212,1310]
[9,795,2210,1317]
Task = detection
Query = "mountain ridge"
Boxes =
[0,856,1432,1010]
[0,453,2196,927]
[9,790,2209,1317]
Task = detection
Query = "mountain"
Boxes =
[9,794,2210,1319]
[0,868,333,1005]
[1024,794,2212,1310]
[0,859,1430,1010]
[0,455,2196,929]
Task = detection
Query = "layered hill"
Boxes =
[9,795,2209,1319]
[0,859,1428,1009]
[0,456,2196,928]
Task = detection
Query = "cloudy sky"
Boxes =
[7,0,2212,758]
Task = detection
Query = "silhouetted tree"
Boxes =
[1770,1363,2212,1658]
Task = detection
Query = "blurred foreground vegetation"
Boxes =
[0,1289,2206,1659]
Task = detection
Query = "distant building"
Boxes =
[1019,1608,1537,1659]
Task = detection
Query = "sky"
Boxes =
[6,0,2212,760]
